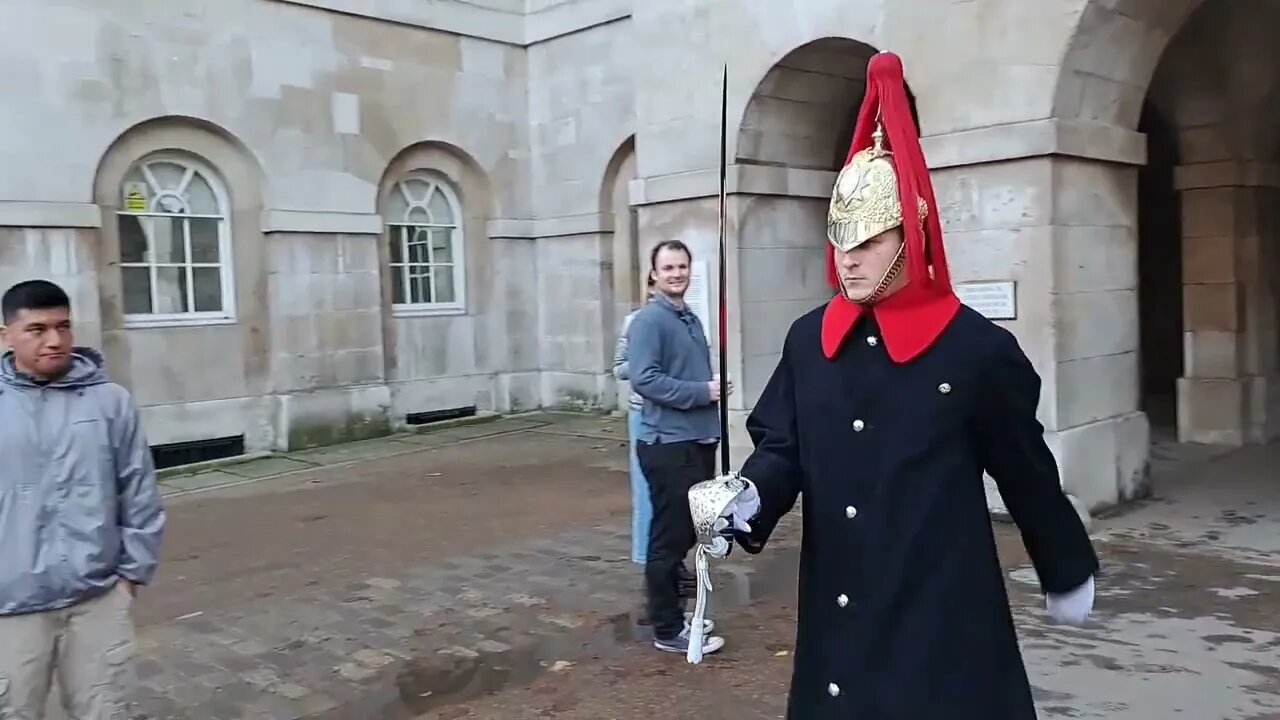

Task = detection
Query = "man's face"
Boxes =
[652,246,691,299]
[1,306,74,380]
[834,226,905,301]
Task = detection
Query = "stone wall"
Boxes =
[2,0,1277,506]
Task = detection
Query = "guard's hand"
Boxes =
[715,473,760,533]
[1046,575,1094,626]
[707,518,734,558]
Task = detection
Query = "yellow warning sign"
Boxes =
[123,183,148,213]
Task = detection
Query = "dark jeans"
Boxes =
[636,439,717,641]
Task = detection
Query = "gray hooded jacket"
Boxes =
[0,348,165,616]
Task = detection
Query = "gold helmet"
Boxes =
[823,52,953,303]
[827,124,929,254]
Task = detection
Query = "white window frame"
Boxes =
[116,152,237,329]
[385,171,467,317]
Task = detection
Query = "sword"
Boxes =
[688,65,732,665]
[717,64,731,476]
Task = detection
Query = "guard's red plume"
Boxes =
[825,52,952,294]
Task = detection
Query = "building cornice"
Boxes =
[271,0,630,47]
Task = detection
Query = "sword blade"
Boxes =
[718,65,731,476]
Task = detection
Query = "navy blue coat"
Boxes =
[737,303,1099,719]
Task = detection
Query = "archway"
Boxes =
[734,38,918,409]
[1136,99,1184,440]
[1054,0,1280,456]
[1139,0,1280,447]
[600,136,639,411]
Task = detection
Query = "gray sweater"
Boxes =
[612,308,644,411]
[626,294,720,444]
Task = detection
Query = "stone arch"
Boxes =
[90,115,269,406]
[600,136,639,411]
[733,37,904,409]
[375,141,495,392]
[1050,1,1206,128]
[1049,0,1280,457]
[600,135,639,306]
[377,140,495,221]
[736,37,880,172]
[377,140,494,313]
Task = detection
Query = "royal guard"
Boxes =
[698,52,1100,718]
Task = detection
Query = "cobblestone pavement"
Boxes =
[46,412,1279,719]
[422,441,1280,720]
[50,411,795,720]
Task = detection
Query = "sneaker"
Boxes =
[684,612,715,634]
[654,632,725,655]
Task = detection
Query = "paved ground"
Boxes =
[427,440,1280,720]
[39,412,1279,719]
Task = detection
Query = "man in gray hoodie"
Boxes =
[0,279,165,720]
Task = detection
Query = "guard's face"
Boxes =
[652,246,691,299]
[834,226,905,301]
[1,306,74,380]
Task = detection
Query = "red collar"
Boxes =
[820,284,961,362]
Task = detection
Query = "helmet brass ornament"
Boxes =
[827,124,930,254]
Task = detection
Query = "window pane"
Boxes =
[148,217,185,263]
[190,218,220,263]
[122,267,152,314]
[408,228,430,264]
[433,265,456,304]
[391,265,406,304]
[192,268,223,312]
[388,232,404,264]
[118,215,148,263]
[407,206,429,225]
[430,229,452,263]
[121,166,147,192]
[154,267,189,314]
[185,173,220,215]
[400,177,430,203]
[147,161,187,191]
[410,269,432,304]
[156,194,187,214]
[428,187,453,225]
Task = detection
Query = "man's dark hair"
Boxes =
[649,239,692,270]
[2,280,71,324]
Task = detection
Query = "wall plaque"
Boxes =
[956,280,1017,320]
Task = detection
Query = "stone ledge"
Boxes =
[629,165,836,206]
[260,209,384,235]
[921,119,1147,169]
[487,213,613,239]
[271,0,630,47]
[0,201,102,228]
[630,120,1147,207]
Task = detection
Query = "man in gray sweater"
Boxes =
[627,239,728,656]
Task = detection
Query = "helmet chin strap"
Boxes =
[841,240,907,305]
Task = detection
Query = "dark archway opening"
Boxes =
[1137,100,1185,437]
[833,85,921,168]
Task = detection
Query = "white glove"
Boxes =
[1045,575,1094,626]
[717,474,761,533]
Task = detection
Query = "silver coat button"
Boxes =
[828,683,841,697]
[938,382,952,394]
[866,336,878,346]
[845,505,857,519]
[852,419,865,432]
[837,594,849,607]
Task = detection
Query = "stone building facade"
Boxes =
[1,0,1276,512]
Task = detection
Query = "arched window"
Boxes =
[384,171,466,315]
[116,153,235,326]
